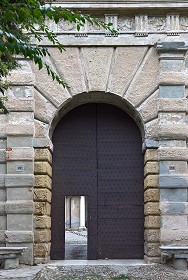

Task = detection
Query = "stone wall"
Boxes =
[1,1,188,265]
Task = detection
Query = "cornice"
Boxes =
[46,1,188,11]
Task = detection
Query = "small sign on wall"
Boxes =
[16,164,24,172]
[168,165,176,173]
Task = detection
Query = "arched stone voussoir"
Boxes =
[107,46,148,96]
[33,56,71,108]
[48,47,87,95]
[49,91,146,141]
[34,89,57,124]
[81,47,114,92]
[124,47,159,107]
[137,89,159,124]
[34,119,50,139]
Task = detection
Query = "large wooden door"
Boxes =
[51,104,144,260]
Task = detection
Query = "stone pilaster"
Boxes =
[157,42,188,257]
[144,149,160,263]
[5,59,35,265]
[34,148,52,264]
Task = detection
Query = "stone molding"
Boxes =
[45,13,188,37]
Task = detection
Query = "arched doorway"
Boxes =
[51,103,144,260]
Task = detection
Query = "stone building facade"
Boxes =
[0,0,188,266]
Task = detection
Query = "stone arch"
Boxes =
[33,46,160,264]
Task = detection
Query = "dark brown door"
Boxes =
[51,104,144,260]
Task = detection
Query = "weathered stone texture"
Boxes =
[34,89,57,123]
[158,147,188,160]
[7,187,33,201]
[5,148,34,161]
[144,189,160,202]
[34,162,52,177]
[34,229,51,243]
[145,119,158,139]
[158,124,188,139]
[35,149,52,164]
[34,216,51,229]
[144,149,158,164]
[8,61,35,85]
[160,229,188,245]
[34,243,51,257]
[81,47,113,92]
[7,214,33,231]
[144,242,161,257]
[49,47,87,95]
[5,230,34,243]
[5,99,34,112]
[34,189,51,203]
[158,99,187,112]
[144,162,159,176]
[144,229,160,242]
[35,175,52,190]
[144,202,160,215]
[34,202,51,216]
[145,216,160,229]
[137,91,158,123]
[161,215,187,230]
[34,58,71,107]
[107,47,147,96]
[5,175,34,187]
[34,120,49,138]
[5,200,34,214]
[125,47,159,106]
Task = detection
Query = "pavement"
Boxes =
[0,231,188,279]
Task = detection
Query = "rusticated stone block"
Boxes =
[160,229,188,245]
[137,91,158,123]
[34,242,51,257]
[34,189,51,203]
[5,99,34,112]
[5,200,34,214]
[144,149,158,164]
[35,149,52,164]
[34,162,52,177]
[5,148,34,161]
[35,175,52,190]
[145,216,160,229]
[144,229,160,242]
[34,216,51,229]
[5,174,34,187]
[144,175,158,190]
[159,124,188,139]
[144,242,161,257]
[34,229,51,243]
[34,202,51,216]
[158,99,187,112]
[7,125,34,136]
[5,230,34,243]
[161,215,187,230]
[144,162,159,176]
[158,147,188,161]
[144,202,160,215]
[144,189,160,202]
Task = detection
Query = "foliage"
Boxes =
[0,0,115,112]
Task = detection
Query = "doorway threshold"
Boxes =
[48,259,148,266]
